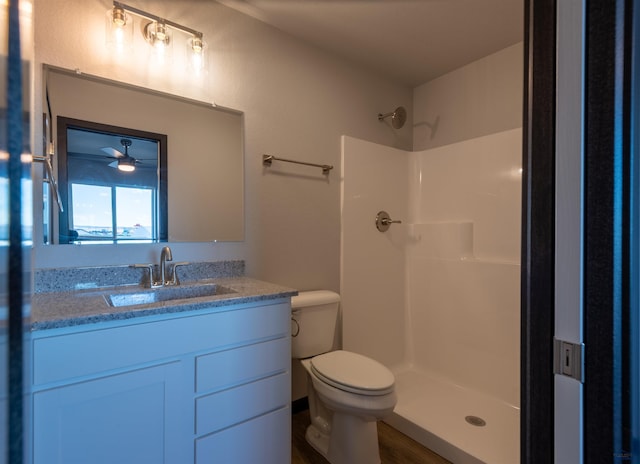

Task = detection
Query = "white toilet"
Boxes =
[291,290,396,464]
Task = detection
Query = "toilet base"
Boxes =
[305,412,381,464]
[305,424,330,460]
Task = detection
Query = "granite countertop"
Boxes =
[32,277,297,331]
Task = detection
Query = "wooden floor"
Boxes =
[291,409,452,464]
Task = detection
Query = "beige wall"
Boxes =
[413,42,523,151]
[33,0,413,294]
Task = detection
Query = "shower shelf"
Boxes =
[407,221,519,265]
[262,154,333,175]
[407,221,474,261]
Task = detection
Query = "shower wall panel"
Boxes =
[407,258,520,405]
[412,129,522,263]
[409,128,521,405]
[340,136,409,368]
[342,129,521,407]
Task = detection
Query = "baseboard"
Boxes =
[291,396,309,414]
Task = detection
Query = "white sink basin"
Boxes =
[105,283,237,307]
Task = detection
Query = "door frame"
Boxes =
[583,0,636,461]
[523,1,639,462]
[521,0,557,461]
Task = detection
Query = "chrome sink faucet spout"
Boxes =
[131,246,188,288]
[160,246,173,286]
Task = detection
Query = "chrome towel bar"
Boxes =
[262,154,333,175]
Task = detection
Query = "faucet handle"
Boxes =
[169,261,190,286]
[131,263,162,288]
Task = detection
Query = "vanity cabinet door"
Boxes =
[33,361,187,464]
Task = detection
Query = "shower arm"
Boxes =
[377,106,407,129]
[377,111,396,121]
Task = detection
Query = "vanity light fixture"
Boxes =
[107,1,207,71]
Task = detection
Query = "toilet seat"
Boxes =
[310,350,395,396]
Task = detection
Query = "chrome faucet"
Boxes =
[131,246,188,288]
[160,246,173,286]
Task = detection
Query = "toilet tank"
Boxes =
[291,290,340,359]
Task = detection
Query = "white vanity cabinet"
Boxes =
[31,299,292,464]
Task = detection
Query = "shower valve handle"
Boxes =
[376,211,402,232]
[381,218,401,225]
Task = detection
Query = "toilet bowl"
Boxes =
[291,291,397,464]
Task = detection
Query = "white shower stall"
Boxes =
[341,130,521,464]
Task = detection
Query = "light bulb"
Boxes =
[106,6,132,53]
[143,20,172,64]
[155,23,167,42]
[191,37,203,53]
[112,6,126,26]
[187,36,207,73]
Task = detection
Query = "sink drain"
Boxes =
[465,415,487,427]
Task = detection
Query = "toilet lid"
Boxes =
[310,350,395,396]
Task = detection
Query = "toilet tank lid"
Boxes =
[291,290,340,309]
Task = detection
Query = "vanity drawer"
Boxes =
[195,406,290,464]
[195,337,289,393]
[33,302,290,385]
[195,371,289,435]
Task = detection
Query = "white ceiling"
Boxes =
[217,0,524,87]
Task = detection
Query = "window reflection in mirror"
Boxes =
[41,65,245,245]
[56,117,168,244]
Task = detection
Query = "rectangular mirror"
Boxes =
[41,65,244,244]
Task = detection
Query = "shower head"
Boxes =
[378,106,407,129]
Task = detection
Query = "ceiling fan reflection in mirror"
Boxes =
[101,138,142,172]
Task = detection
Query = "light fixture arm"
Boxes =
[113,1,203,40]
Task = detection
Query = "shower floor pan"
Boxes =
[384,368,519,464]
